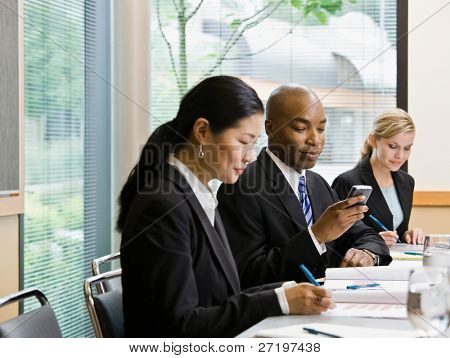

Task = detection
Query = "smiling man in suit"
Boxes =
[217,84,391,289]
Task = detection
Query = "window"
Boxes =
[23,0,110,337]
[150,0,398,183]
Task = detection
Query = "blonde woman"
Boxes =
[332,109,424,246]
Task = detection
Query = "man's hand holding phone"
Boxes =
[312,195,369,244]
[311,185,373,244]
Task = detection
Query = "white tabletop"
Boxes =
[237,248,429,338]
[236,314,417,338]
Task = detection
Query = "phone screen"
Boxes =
[346,185,373,207]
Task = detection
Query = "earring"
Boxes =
[198,144,205,159]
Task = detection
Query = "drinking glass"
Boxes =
[407,269,449,337]
[423,234,450,284]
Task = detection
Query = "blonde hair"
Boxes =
[361,108,416,159]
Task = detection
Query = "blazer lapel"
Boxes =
[165,165,240,295]
[359,157,394,230]
[258,150,308,230]
[214,210,241,288]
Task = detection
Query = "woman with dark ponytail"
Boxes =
[118,76,334,338]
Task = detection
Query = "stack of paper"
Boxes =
[325,265,420,281]
[325,280,407,304]
[390,243,424,252]
[390,252,423,261]
[323,302,407,319]
[390,243,423,261]
[322,266,416,319]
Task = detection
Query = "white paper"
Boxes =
[390,252,423,261]
[324,280,408,305]
[323,302,407,319]
[325,265,422,281]
[390,243,423,253]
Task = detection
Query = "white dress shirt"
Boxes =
[266,148,327,255]
[168,154,294,314]
[168,154,217,225]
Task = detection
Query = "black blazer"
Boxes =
[120,164,282,338]
[217,149,391,289]
[331,156,415,240]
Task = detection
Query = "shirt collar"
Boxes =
[168,154,218,225]
[266,147,305,200]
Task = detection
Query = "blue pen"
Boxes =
[299,264,320,286]
[346,283,380,290]
[368,214,389,231]
[403,251,423,256]
[303,327,341,338]
[368,214,400,243]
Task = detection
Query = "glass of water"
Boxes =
[423,234,450,284]
[407,269,449,337]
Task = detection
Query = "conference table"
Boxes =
[236,245,447,338]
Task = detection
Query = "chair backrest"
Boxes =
[84,269,124,338]
[92,252,121,293]
[0,288,62,338]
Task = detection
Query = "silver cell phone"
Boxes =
[346,185,373,207]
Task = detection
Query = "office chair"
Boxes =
[92,251,121,293]
[0,288,62,338]
[84,269,125,338]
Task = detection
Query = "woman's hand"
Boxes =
[403,228,425,244]
[285,283,335,315]
[378,231,398,246]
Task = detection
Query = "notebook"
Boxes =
[322,265,416,319]
[325,265,422,281]
[323,302,407,319]
[390,252,423,261]
[324,280,408,305]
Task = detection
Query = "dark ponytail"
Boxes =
[116,121,185,232]
[116,75,264,232]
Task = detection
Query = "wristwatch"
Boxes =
[362,249,379,266]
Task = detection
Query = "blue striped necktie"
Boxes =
[298,176,313,227]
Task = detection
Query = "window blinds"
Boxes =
[23,0,107,337]
[150,0,397,184]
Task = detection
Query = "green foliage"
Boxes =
[23,0,90,337]
[303,0,345,22]
[290,0,304,9]
[230,18,242,29]
[319,0,344,13]
[24,2,84,125]
[157,0,355,97]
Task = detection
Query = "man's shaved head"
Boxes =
[266,84,321,126]
[265,84,326,171]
